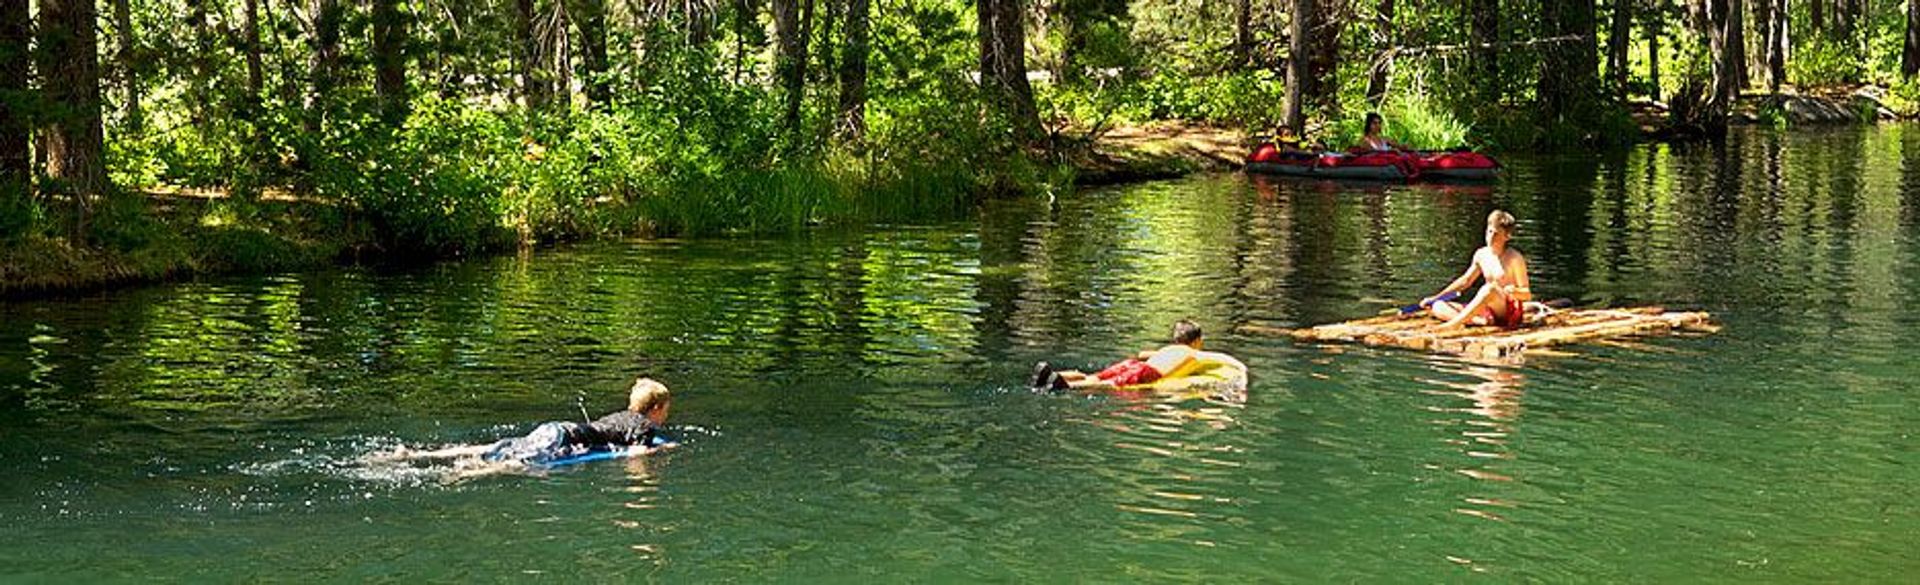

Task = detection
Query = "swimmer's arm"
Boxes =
[636,442,678,456]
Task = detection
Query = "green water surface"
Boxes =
[2,127,1917,582]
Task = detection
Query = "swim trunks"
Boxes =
[482,421,593,463]
[1489,296,1526,328]
[1094,359,1163,386]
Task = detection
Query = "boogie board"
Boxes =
[541,433,677,468]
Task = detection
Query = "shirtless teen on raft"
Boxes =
[378,377,676,478]
[1423,210,1533,329]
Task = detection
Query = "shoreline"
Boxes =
[4,102,1906,301]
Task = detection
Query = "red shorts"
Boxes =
[1094,359,1163,386]
[1486,297,1526,328]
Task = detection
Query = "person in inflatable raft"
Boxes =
[1354,112,1413,153]
[1029,320,1240,392]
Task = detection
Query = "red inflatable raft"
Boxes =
[1245,145,1501,182]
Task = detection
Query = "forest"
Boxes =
[2,0,1919,292]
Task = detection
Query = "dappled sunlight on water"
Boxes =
[2,126,1919,580]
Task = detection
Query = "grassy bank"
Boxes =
[2,96,1076,298]
[0,194,353,297]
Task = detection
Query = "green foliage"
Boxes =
[1123,70,1288,126]
[327,101,515,254]
[1789,39,1867,87]
[1883,77,1920,118]
[1756,100,1791,129]
[0,186,45,242]
[85,195,171,253]
[1323,94,1475,150]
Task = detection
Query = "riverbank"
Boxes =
[0,192,356,297]
[1067,122,1247,185]
[1633,84,1917,137]
[7,102,1907,300]
[5,117,1264,299]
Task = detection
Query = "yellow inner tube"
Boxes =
[1115,351,1248,393]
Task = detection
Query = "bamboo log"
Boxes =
[1265,306,1716,358]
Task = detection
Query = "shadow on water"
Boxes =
[2,126,1919,580]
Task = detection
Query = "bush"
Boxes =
[1124,70,1288,127]
[1790,40,1866,87]
[1883,77,1920,118]
[0,183,45,242]
[1323,93,1475,150]
[308,99,516,254]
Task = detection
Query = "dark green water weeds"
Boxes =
[3,126,1918,581]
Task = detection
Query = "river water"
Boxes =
[2,127,1916,581]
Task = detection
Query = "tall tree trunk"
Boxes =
[1471,0,1501,104]
[544,1,571,112]
[242,0,263,101]
[1285,0,1306,134]
[0,0,27,190]
[187,0,214,127]
[979,0,1042,141]
[1810,0,1823,40]
[1647,0,1662,101]
[111,0,142,134]
[1767,0,1788,92]
[39,0,113,233]
[1282,0,1313,132]
[1697,0,1735,128]
[1755,0,1771,89]
[1364,0,1394,106]
[1608,0,1631,101]
[821,0,840,93]
[1906,0,1920,78]
[1235,0,1254,69]
[308,0,342,134]
[1285,0,1338,133]
[734,0,759,84]
[1538,0,1599,121]
[838,0,869,141]
[1835,0,1856,48]
[516,0,548,111]
[575,0,610,106]
[1727,0,1746,90]
[775,0,810,141]
[372,0,408,124]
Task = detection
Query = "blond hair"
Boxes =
[628,377,672,413]
[1488,210,1517,235]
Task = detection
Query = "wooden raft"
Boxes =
[1241,306,1718,359]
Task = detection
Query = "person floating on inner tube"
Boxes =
[1355,112,1413,153]
[1422,210,1534,330]
[376,377,676,477]
[1030,320,1212,391]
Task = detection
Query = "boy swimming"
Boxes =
[379,377,675,475]
[1030,320,1207,391]
[1424,210,1533,329]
